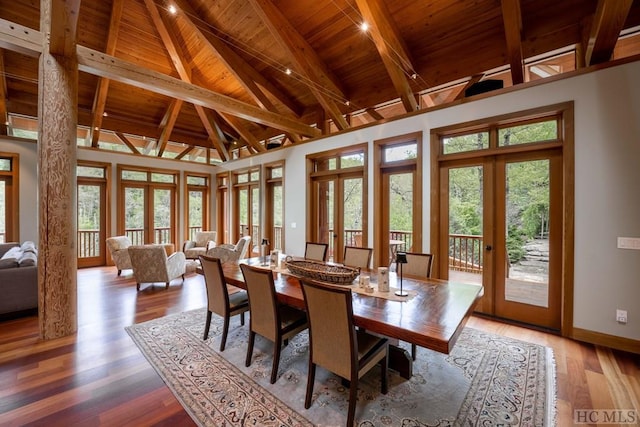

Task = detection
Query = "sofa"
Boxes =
[0,242,38,318]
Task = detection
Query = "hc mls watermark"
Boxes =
[574,409,639,424]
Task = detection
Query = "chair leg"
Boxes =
[346,375,358,427]
[136,282,140,291]
[240,312,245,326]
[271,340,282,384]
[203,310,213,340]
[117,269,122,276]
[220,315,230,352]
[245,331,256,367]
[411,343,417,361]
[381,355,388,394]
[165,282,169,289]
[304,362,316,409]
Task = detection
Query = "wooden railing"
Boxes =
[449,234,483,273]
[78,229,100,258]
[125,227,171,245]
[187,226,202,242]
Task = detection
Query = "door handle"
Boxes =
[485,245,492,251]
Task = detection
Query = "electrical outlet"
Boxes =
[617,237,640,250]
[616,309,628,324]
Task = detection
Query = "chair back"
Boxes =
[240,263,279,341]
[195,231,217,247]
[305,242,328,262]
[400,252,434,278]
[235,236,252,259]
[106,236,132,253]
[343,246,372,269]
[301,280,355,379]
[199,255,229,317]
[128,245,168,282]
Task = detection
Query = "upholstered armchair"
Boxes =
[127,245,186,291]
[106,236,133,276]
[182,231,217,260]
[205,236,251,263]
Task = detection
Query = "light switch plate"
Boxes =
[617,237,640,250]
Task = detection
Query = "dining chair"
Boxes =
[199,255,249,351]
[304,242,329,262]
[398,252,434,360]
[300,279,388,427]
[343,246,373,269]
[240,263,309,384]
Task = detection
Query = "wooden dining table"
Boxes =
[214,257,483,379]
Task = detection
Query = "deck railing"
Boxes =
[77,229,100,258]
[449,234,483,273]
[125,227,171,246]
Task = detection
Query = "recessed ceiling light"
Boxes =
[168,4,177,14]
[285,68,292,75]
[103,111,108,117]
[360,22,369,32]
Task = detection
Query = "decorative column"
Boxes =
[37,0,80,339]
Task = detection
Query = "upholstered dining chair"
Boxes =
[240,263,308,384]
[199,255,249,351]
[182,231,217,260]
[304,242,329,262]
[398,252,434,360]
[106,236,133,276]
[343,246,373,269]
[300,279,388,427]
[127,245,186,291]
[205,236,251,263]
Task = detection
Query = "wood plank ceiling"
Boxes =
[0,0,639,162]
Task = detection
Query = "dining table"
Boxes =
[207,256,483,379]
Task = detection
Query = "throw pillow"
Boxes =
[19,251,37,267]
[1,246,23,260]
[21,241,37,253]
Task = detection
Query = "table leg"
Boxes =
[388,344,412,379]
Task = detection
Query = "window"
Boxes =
[308,146,367,262]
[216,173,230,244]
[232,168,260,255]
[117,166,179,245]
[185,173,210,241]
[265,163,285,252]
[0,153,19,243]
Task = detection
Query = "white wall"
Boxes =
[2,58,639,341]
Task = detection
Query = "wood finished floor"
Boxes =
[0,266,638,426]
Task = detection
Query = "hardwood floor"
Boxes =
[1,266,638,426]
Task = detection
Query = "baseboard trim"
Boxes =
[572,327,640,354]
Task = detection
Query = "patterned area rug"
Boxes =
[126,308,556,427]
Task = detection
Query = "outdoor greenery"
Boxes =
[447,120,555,263]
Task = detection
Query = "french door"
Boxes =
[233,169,260,256]
[77,181,106,267]
[310,174,364,263]
[122,184,175,245]
[439,149,562,329]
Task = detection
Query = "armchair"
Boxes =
[106,236,133,276]
[182,231,217,260]
[127,245,186,291]
[205,236,251,263]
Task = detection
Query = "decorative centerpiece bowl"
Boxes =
[284,257,360,284]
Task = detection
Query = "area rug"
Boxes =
[126,308,556,427]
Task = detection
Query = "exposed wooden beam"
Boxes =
[455,74,485,101]
[0,50,8,135]
[0,18,43,57]
[585,0,633,66]
[156,99,183,157]
[248,0,350,130]
[89,0,124,147]
[195,106,230,161]
[355,0,418,113]
[174,145,195,160]
[48,0,81,56]
[76,45,320,138]
[220,113,265,153]
[115,132,141,155]
[501,0,524,85]
[365,107,384,121]
[172,0,301,117]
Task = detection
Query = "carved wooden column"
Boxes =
[37,0,80,339]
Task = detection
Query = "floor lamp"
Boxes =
[395,251,408,297]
